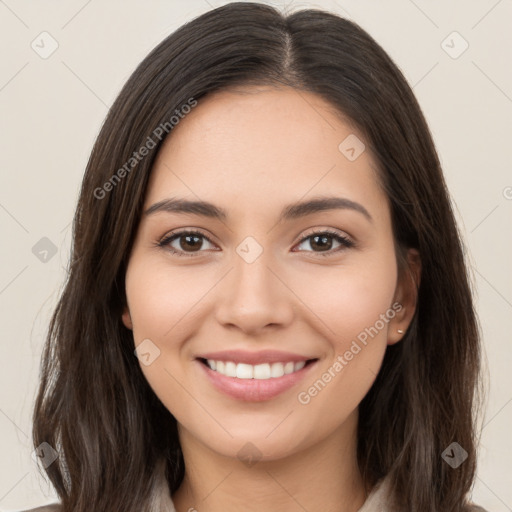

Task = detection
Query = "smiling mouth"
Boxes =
[197,357,318,380]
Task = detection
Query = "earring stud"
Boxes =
[397,329,404,334]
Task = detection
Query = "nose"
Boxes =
[214,250,295,335]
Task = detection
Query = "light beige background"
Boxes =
[0,0,511,510]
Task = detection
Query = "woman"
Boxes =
[26,3,487,511]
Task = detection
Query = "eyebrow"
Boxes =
[144,195,373,224]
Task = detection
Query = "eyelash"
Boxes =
[156,228,355,258]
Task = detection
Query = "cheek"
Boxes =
[125,259,217,407]
[126,259,214,340]
[291,253,397,413]
[125,260,203,416]
[126,241,398,352]
[291,255,398,346]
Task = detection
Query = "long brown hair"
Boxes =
[32,3,485,511]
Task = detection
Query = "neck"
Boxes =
[171,410,367,512]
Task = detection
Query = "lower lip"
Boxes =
[196,359,318,402]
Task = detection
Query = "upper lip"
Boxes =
[196,349,317,365]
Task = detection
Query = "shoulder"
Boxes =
[18,505,61,512]
[360,475,490,512]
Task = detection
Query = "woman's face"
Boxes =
[122,85,417,461]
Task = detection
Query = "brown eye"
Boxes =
[158,230,216,257]
[176,233,203,252]
[294,230,354,256]
[157,228,354,258]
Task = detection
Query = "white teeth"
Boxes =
[236,363,253,379]
[224,361,237,377]
[253,363,270,379]
[293,361,306,371]
[270,362,283,378]
[205,359,309,379]
[284,362,295,374]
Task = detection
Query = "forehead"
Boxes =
[145,85,388,225]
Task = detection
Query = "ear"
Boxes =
[122,305,133,330]
[387,248,421,346]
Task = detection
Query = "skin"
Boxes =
[122,85,420,512]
